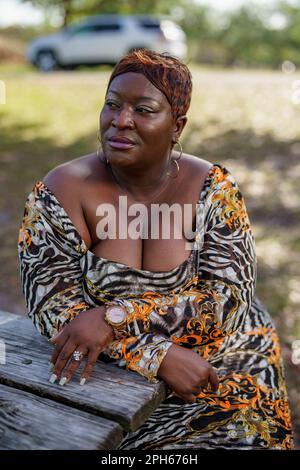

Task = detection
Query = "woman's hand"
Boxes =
[157,344,219,404]
[48,306,114,386]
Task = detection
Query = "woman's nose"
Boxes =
[112,106,134,129]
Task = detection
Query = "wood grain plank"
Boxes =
[0,318,167,431]
[0,310,22,326]
[0,383,123,450]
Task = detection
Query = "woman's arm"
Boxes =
[17,181,173,384]
[18,182,92,338]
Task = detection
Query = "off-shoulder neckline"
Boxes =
[36,163,222,275]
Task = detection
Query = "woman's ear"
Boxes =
[172,115,187,142]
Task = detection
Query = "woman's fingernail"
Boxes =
[49,363,54,372]
[59,377,67,386]
[80,378,86,386]
[49,374,57,384]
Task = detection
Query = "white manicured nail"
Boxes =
[49,363,54,372]
[59,377,67,386]
[49,374,57,384]
[80,378,86,386]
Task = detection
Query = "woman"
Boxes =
[18,49,294,449]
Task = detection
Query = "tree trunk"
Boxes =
[62,0,72,27]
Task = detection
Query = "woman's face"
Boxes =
[100,72,185,172]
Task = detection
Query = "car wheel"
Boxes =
[36,50,59,72]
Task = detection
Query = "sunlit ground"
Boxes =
[0,63,299,447]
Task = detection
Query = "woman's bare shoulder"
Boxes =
[181,153,214,173]
[180,153,214,189]
[42,153,102,198]
[42,153,101,248]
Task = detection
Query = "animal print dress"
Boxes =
[17,163,294,449]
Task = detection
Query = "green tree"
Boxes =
[276,1,300,63]
[21,0,124,26]
[217,6,270,67]
[21,0,190,26]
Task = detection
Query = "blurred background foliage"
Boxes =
[2,0,300,68]
[0,0,299,448]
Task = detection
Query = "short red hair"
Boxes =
[106,49,192,120]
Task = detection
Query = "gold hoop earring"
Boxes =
[97,130,109,164]
[167,158,180,179]
[166,140,182,179]
[173,140,183,162]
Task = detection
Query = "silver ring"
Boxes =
[73,350,84,361]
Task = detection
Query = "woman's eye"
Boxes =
[105,101,153,113]
[136,107,153,113]
[105,101,119,108]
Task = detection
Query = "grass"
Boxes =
[0,62,300,446]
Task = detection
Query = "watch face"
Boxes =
[108,306,126,325]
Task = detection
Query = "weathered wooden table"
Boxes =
[0,311,167,450]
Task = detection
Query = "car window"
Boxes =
[90,23,122,32]
[67,24,90,35]
[137,18,161,30]
[69,23,122,35]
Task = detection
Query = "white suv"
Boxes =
[27,15,187,71]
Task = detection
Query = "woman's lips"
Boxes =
[108,140,136,150]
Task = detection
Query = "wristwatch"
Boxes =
[104,301,128,339]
